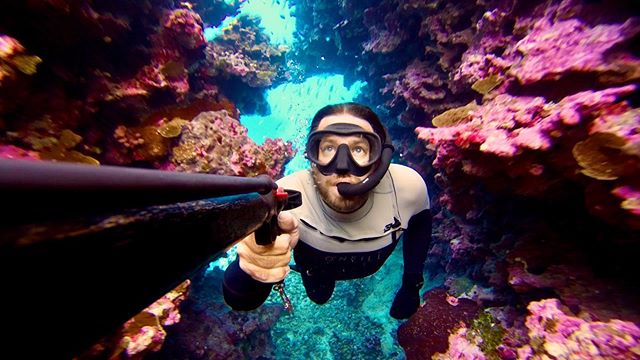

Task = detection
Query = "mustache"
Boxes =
[330,175,361,184]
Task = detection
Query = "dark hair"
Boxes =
[308,102,388,143]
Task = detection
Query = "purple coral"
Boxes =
[384,60,447,108]
[0,144,40,160]
[510,18,640,84]
[432,326,486,360]
[518,298,640,359]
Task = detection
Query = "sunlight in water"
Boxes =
[241,74,367,175]
[205,0,296,46]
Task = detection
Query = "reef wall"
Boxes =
[1,1,293,358]
[291,0,640,358]
[2,0,639,359]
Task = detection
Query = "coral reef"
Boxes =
[397,287,480,359]
[205,16,287,87]
[415,0,640,231]
[517,299,640,359]
[169,110,294,178]
[2,0,640,359]
[78,281,191,360]
[149,269,283,360]
[315,0,640,357]
[96,7,206,104]
[0,1,294,358]
[0,1,290,172]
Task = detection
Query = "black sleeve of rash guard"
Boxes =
[402,208,432,276]
[222,259,273,311]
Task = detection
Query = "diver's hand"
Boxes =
[237,212,299,283]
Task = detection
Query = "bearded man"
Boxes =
[223,102,432,319]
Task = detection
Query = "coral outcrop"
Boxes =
[169,110,294,178]
[78,281,191,360]
[0,1,293,358]
[205,16,287,88]
[398,287,480,359]
[280,0,640,358]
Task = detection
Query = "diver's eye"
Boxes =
[320,145,335,154]
[353,146,365,154]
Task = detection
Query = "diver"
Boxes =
[223,102,431,319]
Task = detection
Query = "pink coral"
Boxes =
[416,85,638,220]
[79,280,190,360]
[205,16,286,87]
[510,18,640,84]
[169,110,294,178]
[418,86,636,157]
[612,185,640,216]
[97,8,206,103]
[433,326,487,360]
[0,144,41,160]
[518,298,640,359]
[384,60,447,107]
[163,9,206,50]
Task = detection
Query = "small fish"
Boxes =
[180,2,193,9]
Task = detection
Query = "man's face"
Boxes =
[310,113,376,213]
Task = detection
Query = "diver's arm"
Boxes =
[390,208,431,319]
[388,164,432,319]
[401,208,432,277]
[223,258,273,310]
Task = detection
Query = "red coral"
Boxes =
[397,288,480,360]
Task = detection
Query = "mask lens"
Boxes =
[305,124,383,171]
[316,134,373,166]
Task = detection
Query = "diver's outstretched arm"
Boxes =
[223,258,274,310]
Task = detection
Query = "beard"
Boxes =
[311,167,370,213]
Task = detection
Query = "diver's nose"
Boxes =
[335,144,350,175]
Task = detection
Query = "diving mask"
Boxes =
[305,123,382,176]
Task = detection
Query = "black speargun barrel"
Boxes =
[0,159,280,358]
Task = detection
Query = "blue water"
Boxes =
[241,74,366,175]
[205,0,296,46]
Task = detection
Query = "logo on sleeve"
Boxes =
[384,217,401,232]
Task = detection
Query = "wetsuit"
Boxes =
[223,164,431,317]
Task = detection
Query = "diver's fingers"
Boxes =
[244,231,292,255]
[277,211,297,232]
[273,232,295,253]
[238,260,290,283]
[237,240,291,269]
[278,212,299,248]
